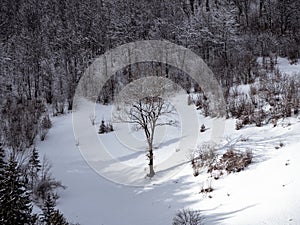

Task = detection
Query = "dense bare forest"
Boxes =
[1,0,300,149]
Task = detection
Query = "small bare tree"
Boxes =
[114,77,178,177]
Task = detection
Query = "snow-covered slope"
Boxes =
[37,110,300,225]
[37,58,300,225]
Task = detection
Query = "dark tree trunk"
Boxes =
[206,0,210,12]
[259,0,264,18]
[146,128,155,177]
[148,147,155,177]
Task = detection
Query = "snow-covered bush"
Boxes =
[191,143,217,176]
[288,50,298,64]
[224,70,300,128]
[1,97,46,150]
[33,157,66,205]
[172,208,204,225]
[52,98,65,116]
[98,120,114,134]
[187,95,193,105]
[235,120,244,130]
[200,179,214,193]
[39,115,52,141]
[209,148,253,174]
[107,122,114,132]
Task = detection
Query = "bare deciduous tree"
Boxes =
[114,77,178,177]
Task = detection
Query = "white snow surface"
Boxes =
[37,60,300,225]
[257,57,300,76]
[276,58,300,76]
[38,110,300,225]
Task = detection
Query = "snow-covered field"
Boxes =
[37,60,300,225]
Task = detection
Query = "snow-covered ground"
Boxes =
[38,111,300,225]
[276,57,300,76]
[37,59,300,225]
[257,56,300,76]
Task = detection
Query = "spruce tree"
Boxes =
[0,156,33,225]
[41,194,69,225]
[98,120,107,134]
[50,210,69,225]
[28,147,41,189]
[200,124,206,132]
[41,194,55,224]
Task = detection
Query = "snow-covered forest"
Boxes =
[1,0,300,224]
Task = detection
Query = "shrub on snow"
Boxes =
[209,148,253,174]
[173,208,204,225]
[191,143,217,177]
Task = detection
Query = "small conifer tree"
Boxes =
[41,194,55,224]
[50,210,69,225]
[28,148,41,189]
[99,120,107,134]
[200,124,206,132]
[0,156,34,225]
[41,194,69,225]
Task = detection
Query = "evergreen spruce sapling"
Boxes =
[41,194,55,224]
[28,148,41,189]
[99,120,107,134]
[49,210,69,225]
[200,124,206,132]
[0,156,34,225]
[41,194,69,225]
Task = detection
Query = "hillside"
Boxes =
[36,60,300,225]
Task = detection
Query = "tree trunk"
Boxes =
[147,134,155,177]
[259,0,264,18]
[145,126,155,177]
[148,148,155,177]
[205,0,210,12]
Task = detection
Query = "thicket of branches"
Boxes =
[0,1,299,134]
[191,66,300,126]
[1,0,300,108]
